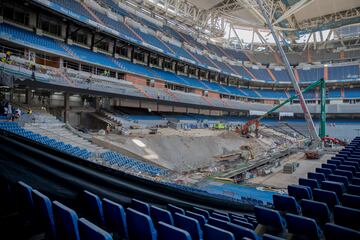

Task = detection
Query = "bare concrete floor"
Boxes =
[248,152,333,189]
[92,128,296,173]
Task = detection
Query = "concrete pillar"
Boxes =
[95,96,101,111]
[25,88,32,105]
[9,88,14,102]
[64,92,70,123]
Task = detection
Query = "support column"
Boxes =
[112,39,117,57]
[64,92,70,123]
[95,96,101,112]
[91,33,95,51]
[9,88,14,102]
[319,78,326,138]
[25,88,32,105]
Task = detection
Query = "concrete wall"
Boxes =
[125,73,148,85]
[140,101,157,111]
[49,93,82,107]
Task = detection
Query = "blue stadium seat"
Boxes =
[328,174,349,187]
[347,157,360,162]
[273,194,301,214]
[212,210,228,217]
[287,184,312,201]
[347,184,360,196]
[78,218,112,240]
[174,213,203,240]
[262,234,285,240]
[322,163,337,171]
[53,201,80,240]
[285,213,322,240]
[211,212,230,221]
[150,205,174,227]
[334,169,353,180]
[327,159,341,166]
[32,190,56,239]
[126,208,157,240]
[186,211,207,226]
[334,205,360,230]
[316,168,332,177]
[231,215,249,223]
[343,161,360,171]
[308,172,326,184]
[254,206,286,232]
[313,188,339,210]
[102,198,128,240]
[232,219,254,230]
[192,207,210,219]
[300,199,330,225]
[332,156,346,162]
[203,224,235,240]
[208,217,229,229]
[167,204,185,215]
[17,181,34,215]
[321,181,346,197]
[338,165,357,174]
[352,177,360,185]
[131,198,150,215]
[230,213,247,221]
[299,178,319,190]
[157,221,191,240]
[324,223,360,240]
[342,193,360,210]
[244,214,257,222]
[225,222,260,240]
[83,190,105,227]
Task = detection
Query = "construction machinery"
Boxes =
[242,78,327,140]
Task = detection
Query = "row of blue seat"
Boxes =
[0,122,92,159]
[0,121,170,177]
[255,205,359,240]
[6,180,266,240]
[100,151,168,176]
[252,137,360,239]
[14,181,112,240]
[2,22,360,102]
[80,189,269,240]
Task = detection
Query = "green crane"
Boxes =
[257,78,326,138]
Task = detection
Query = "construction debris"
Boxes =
[305,150,320,159]
[283,162,299,174]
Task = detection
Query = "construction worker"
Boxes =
[102,69,110,77]
[1,51,12,64]
[14,108,21,119]
[28,58,36,71]
[106,124,111,134]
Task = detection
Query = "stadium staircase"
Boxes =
[22,111,105,153]
[242,66,257,80]
[80,2,106,25]
[266,69,277,81]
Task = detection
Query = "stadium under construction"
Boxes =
[0,0,360,239]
